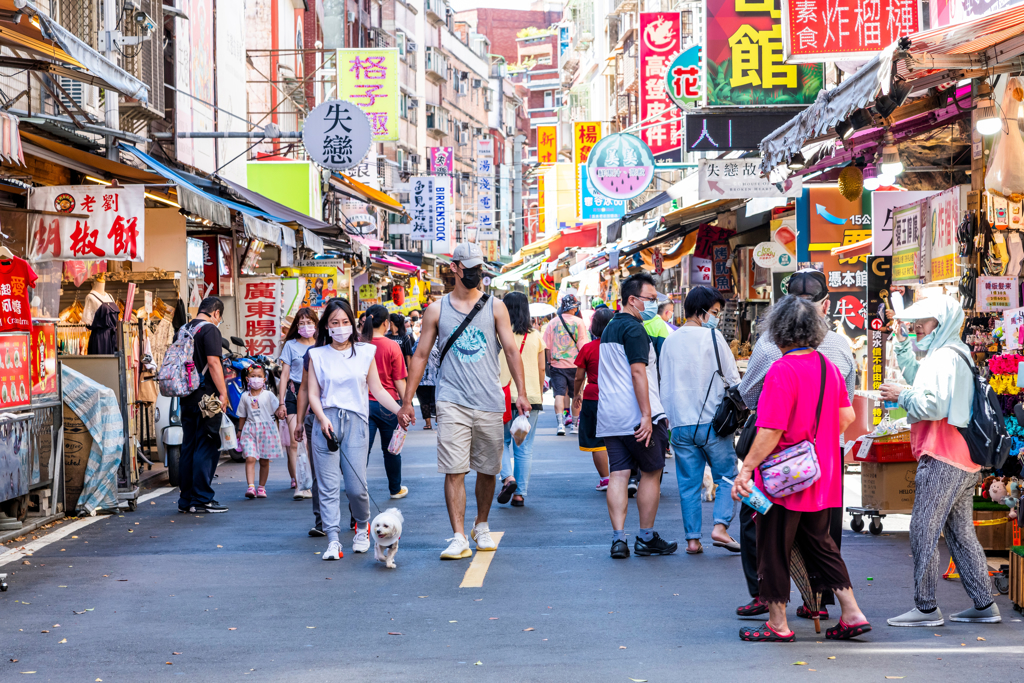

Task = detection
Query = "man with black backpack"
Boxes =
[177,297,230,514]
[398,242,530,560]
[543,294,589,435]
[880,294,1003,627]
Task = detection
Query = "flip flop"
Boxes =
[497,479,518,504]
[686,542,703,555]
[825,619,872,640]
[713,539,741,552]
[740,621,795,642]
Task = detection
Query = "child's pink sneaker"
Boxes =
[256,486,267,498]
[245,486,256,499]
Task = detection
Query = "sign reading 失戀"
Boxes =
[302,100,372,171]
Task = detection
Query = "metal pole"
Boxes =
[513,134,525,253]
[102,0,118,160]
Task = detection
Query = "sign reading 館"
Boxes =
[28,185,145,263]
[639,13,683,162]
[240,278,282,358]
[782,0,919,63]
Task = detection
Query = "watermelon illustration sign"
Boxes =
[667,45,702,109]
[585,134,656,201]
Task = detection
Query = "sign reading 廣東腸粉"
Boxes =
[704,0,823,106]
[337,49,399,141]
[240,278,282,358]
[640,12,683,161]
[302,100,372,171]
[781,0,919,63]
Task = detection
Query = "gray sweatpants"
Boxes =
[311,407,370,544]
[304,413,321,529]
[910,455,991,611]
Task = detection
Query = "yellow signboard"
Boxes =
[573,122,601,165]
[337,48,399,141]
[537,125,557,164]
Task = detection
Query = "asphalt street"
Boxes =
[1,405,1022,682]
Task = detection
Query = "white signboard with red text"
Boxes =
[27,185,145,262]
[781,0,920,63]
[240,277,282,358]
[639,12,683,162]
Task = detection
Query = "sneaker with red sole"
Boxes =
[736,597,769,616]
[796,604,828,620]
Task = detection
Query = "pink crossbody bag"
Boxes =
[758,352,826,498]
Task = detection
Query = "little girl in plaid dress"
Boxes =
[238,366,285,498]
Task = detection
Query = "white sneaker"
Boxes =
[390,486,409,499]
[322,541,343,560]
[293,489,312,500]
[440,534,472,560]
[557,424,566,436]
[471,523,497,551]
[570,419,579,434]
[352,525,370,553]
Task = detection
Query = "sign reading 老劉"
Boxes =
[302,100,372,171]
[685,111,802,151]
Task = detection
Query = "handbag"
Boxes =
[709,327,750,436]
[502,334,529,423]
[757,352,826,498]
[735,412,758,459]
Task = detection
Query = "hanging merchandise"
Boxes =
[985,77,1024,197]
[0,255,38,333]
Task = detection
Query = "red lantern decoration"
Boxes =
[393,285,405,306]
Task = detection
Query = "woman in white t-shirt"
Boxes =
[306,298,402,561]
[276,307,319,495]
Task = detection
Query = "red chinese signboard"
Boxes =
[240,278,282,358]
[640,12,683,162]
[0,332,31,409]
[31,321,57,404]
[27,185,146,263]
[782,0,919,62]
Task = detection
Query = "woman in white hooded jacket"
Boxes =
[880,294,1000,627]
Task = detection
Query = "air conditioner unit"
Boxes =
[347,10,356,21]
[402,160,412,173]
[408,98,418,108]
[505,125,513,136]
[461,171,471,181]
[473,127,482,135]
[410,154,421,164]
[407,41,417,52]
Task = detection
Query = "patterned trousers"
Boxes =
[910,455,991,611]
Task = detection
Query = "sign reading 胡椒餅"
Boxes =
[578,165,626,221]
[781,0,919,63]
[28,185,146,262]
[336,48,399,141]
[697,158,802,199]
[302,100,373,171]
[640,12,683,161]
[476,140,497,241]
[705,0,823,106]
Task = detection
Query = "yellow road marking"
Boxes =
[459,531,504,588]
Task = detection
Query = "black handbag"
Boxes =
[735,412,758,459]
[709,328,750,436]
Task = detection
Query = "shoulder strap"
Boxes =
[950,347,978,375]
[710,327,724,379]
[438,294,490,369]
[557,312,577,344]
[695,328,725,447]
[811,351,826,442]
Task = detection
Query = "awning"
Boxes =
[606,177,691,243]
[491,258,543,289]
[242,215,291,247]
[23,131,163,183]
[328,172,405,214]
[303,228,325,255]
[519,231,560,258]
[662,199,744,228]
[219,175,333,232]
[373,255,418,275]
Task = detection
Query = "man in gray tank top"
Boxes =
[399,242,530,560]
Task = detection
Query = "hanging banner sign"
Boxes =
[28,185,146,263]
[666,45,703,109]
[866,255,891,425]
[869,190,936,256]
[276,265,347,315]
[585,133,656,201]
[434,178,452,254]
[537,126,557,164]
[927,186,960,282]
[808,187,867,333]
[573,122,602,165]
[30,320,57,404]
[429,146,454,176]
[640,12,683,161]
[978,276,1020,312]
[697,158,802,199]
[686,111,802,152]
[892,200,926,281]
[781,0,920,63]
[240,277,282,357]
[336,48,399,141]
[409,176,435,241]
[477,139,495,240]
[302,100,373,170]
[578,164,627,220]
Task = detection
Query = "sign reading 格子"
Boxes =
[302,100,373,171]
[336,48,399,141]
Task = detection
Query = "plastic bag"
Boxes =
[388,427,408,455]
[219,413,238,451]
[985,77,1024,197]
[279,419,292,448]
[295,446,314,490]
[510,414,532,446]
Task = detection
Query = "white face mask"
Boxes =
[330,326,353,342]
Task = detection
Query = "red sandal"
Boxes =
[825,619,872,640]
[797,604,829,620]
[736,596,769,616]
[739,621,795,642]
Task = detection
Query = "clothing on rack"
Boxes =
[86,301,120,354]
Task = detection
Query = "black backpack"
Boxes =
[951,348,1011,470]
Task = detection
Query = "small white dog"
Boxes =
[371,507,404,568]
[702,465,717,502]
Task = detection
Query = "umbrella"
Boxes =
[789,545,822,634]
[529,302,556,317]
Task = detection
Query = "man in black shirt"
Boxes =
[177,297,230,514]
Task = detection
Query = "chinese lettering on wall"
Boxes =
[782,0,919,62]
[978,276,1019,313]
[28,185,146,263]
[866,256,890,424]
[639,12,683,161]
[336,48,399,141]
[476,140,497,241]
[705,0,823,106]
[240,278,282,358]
[928,186,960,282]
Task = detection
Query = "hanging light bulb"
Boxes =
[863,165,881,191]
[880,132,903,176]
[976,95,1002,135]
[878,171,898,186]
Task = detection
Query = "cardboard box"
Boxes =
[860,460,917,511]
[973,510,1013,552]
[62,404,92,513]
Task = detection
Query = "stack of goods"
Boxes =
[988,354,1024,462]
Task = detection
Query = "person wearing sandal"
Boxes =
[497,293,546,507]
[660,286,740,555]
[732,296,870,642]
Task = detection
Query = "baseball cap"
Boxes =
[560,294,580,313]
[787,269,829,302]
[451,242,485,268]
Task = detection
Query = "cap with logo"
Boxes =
[787,269,829,302]
[451,242,485,269]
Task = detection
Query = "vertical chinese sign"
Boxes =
[429,147,454,254]
[927,186,960,282]
[781,0,919,62]
[537,126,557,164]
[31,320,57,404]
[892,199,926,282]
[241,278,282,358]
[476,140,497,249]
[866,255,891,425]
[806,187,867,334]
[639,12,683,162]
[28,186,146,262]
[704,0,823,106]
[573,121,602,213]
[337,48,399,141]
[409,177,435,243]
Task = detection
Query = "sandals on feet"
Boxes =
[825,619,872,640]
[685,542,703,555]
[739,621,795,642]
[497,479,518,504]
[796,604,829,620]
[736,597,769,616]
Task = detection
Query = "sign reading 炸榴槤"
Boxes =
[28,185,146,262]
[302,100,373,171]
[336,48,399,141]
[781,0,919,63]
[667,45,703,109]
[705,0,823,106]
[640,12,683,161]
[240,277,282,358]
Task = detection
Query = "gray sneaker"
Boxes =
[950,604,1001,623]
[888,607,944,627]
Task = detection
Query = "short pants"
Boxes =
[549,366,576,397]
[285,383,298,416]
[604,419,669,473]
[436,401,504,475]
[577,399,604,452]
